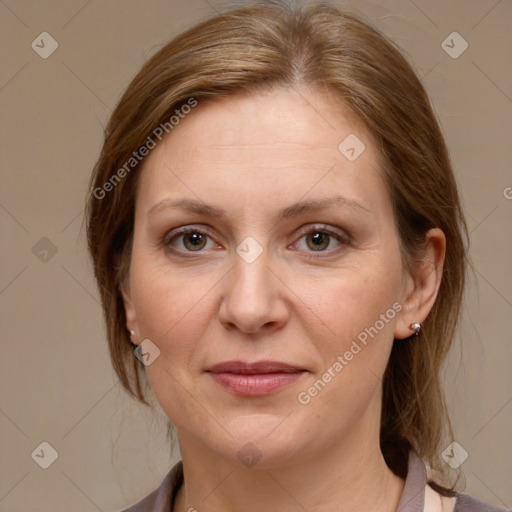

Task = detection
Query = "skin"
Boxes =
[122,86,445,512]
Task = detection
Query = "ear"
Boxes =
[121,278,139,342]
[394,228,446,339]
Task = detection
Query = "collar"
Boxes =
[126,450,454,511]
[397,452,456,512]
[397,451,429,511]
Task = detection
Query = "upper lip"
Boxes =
[206,360,305,374]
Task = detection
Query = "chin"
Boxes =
[230,436,303,470]
[208,414,313,470]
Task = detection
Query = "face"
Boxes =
[123,87,414,468]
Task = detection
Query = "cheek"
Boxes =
[303,262,402,356]
[128,254,219,393]
[129,259,219,431]
[130,248,218,338]
[296,259,402,413]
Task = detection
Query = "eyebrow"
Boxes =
[147,195,371,222]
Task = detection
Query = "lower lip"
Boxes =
[208,372,305,396]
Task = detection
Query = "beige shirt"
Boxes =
[121,451,506,511]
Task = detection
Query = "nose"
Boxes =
[218,248,290,335]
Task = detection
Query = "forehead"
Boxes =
[136,86,389,218]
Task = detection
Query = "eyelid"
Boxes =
[162,225,221,255]
[293,223,351,243]
[163,225,217,243]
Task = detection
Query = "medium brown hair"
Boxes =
[86,0,468,486]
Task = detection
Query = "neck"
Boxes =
[174,411,405,512]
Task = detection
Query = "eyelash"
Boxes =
[162,224,351,259]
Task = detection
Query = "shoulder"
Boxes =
[454,492,509,512]
[119,461,183,512]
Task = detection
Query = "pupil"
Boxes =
[189,233,203,246]
[312,233,323,245]
[309,232,328,251]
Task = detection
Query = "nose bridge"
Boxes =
[234,245,271,296]
[219,240,288,333]
[232,242,274,306]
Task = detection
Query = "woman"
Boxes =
[86,1,506,511]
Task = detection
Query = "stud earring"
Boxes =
[410,322,421,336]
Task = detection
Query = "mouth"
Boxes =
[205,360,307,396]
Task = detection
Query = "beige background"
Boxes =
[1,0,511,510]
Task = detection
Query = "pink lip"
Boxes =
[206,360,306,396]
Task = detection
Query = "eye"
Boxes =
[292,225,350,256]
[163,227,218,255]
[162,224,350,258]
